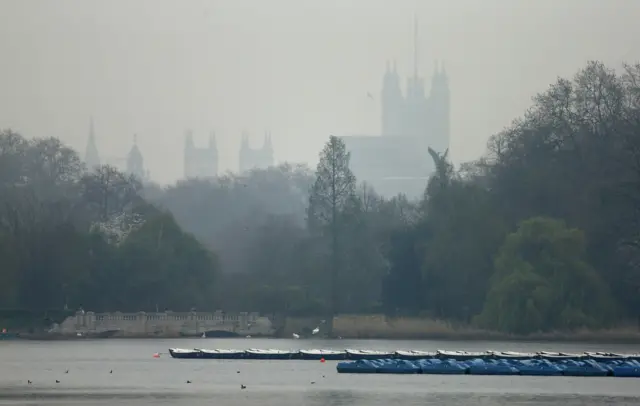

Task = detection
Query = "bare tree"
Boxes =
[307,135,356,335]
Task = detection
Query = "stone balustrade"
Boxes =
[53,310,274,337]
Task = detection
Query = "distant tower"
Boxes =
[238,131,251,173]
[238,131,274,172]
[404,14,428,139]
[429,62,450,154]
[126,134,145,180]
[263,131,274,167]
[208,131,219,176]
[184,129,195,178]
[381,60,404,136]
[183,130,218,179]
[84,117,100,170]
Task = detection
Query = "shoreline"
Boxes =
[5,313,639,344]
[10,330,640,344]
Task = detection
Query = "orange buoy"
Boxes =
[153,353,160,358]
[320,358,325,363]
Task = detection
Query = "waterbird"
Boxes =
[65,370,69,374]
[110,370,113,374]
[292,333,300,339]
[312,327,319,335]
[27,380,32,384]
[55,380,60,384]
[311,381,316,384]
[186,380,192,384]
[241,384,246,389]
[237,371,240,374]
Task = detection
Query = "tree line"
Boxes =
[2,61,639,335]
[0,133,217,315]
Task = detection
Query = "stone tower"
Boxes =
[126,134,145,180]
[84,117,100,170]
[238,131,274,173]
[184,130,218,179]
[378,15,450,154]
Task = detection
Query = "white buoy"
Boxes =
[292,333,300,339]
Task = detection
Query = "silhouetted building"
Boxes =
[239,131,274,172]
[126,134,146,180]
[184,130,218,179]
[84,117,100,170]
[340,16,450,198]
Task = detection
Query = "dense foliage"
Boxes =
[0,132,218,313]
[3,61,640,335]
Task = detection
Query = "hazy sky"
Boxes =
[1,0,639,184]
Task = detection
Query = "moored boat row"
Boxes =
[168,348,640,362]
[336,357,640,377]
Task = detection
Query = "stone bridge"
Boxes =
[52,310,275,337]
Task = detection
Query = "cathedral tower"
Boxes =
[429,62,450,154]
[183,129,218,179]
[84,117,100,170]
[381,60,404,136]
[404,14,428,139]
[238,131,274,172]
[126,134,145,180]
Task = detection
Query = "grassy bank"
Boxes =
[329,314,640,343]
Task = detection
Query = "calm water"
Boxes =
[1,338,640,405]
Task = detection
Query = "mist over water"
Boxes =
[1,339,640,405]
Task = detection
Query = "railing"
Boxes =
[75,311,261,324]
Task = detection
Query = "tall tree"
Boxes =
[307,135,356,335]
[475,217,616,334]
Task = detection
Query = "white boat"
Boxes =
[395,350,437,359]
[168,348,201,358]
[345,349,395,359]
[299,349,347,360]
[436,350,487,359]
[489,351,538,359]
[197,349,245,359]
[537,351,584,360]
[584,351,628,360]
[245,349,293,359]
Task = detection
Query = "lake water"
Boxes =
[1,338,640,405]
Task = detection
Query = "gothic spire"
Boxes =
[241,131,249,148]
[127,133,144,180]
[185,129,194,147]
[413,14,419,79]
[439,61,449,86]
[264,130,273,150]
[84,116,100,169]
[209,131,217,151]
